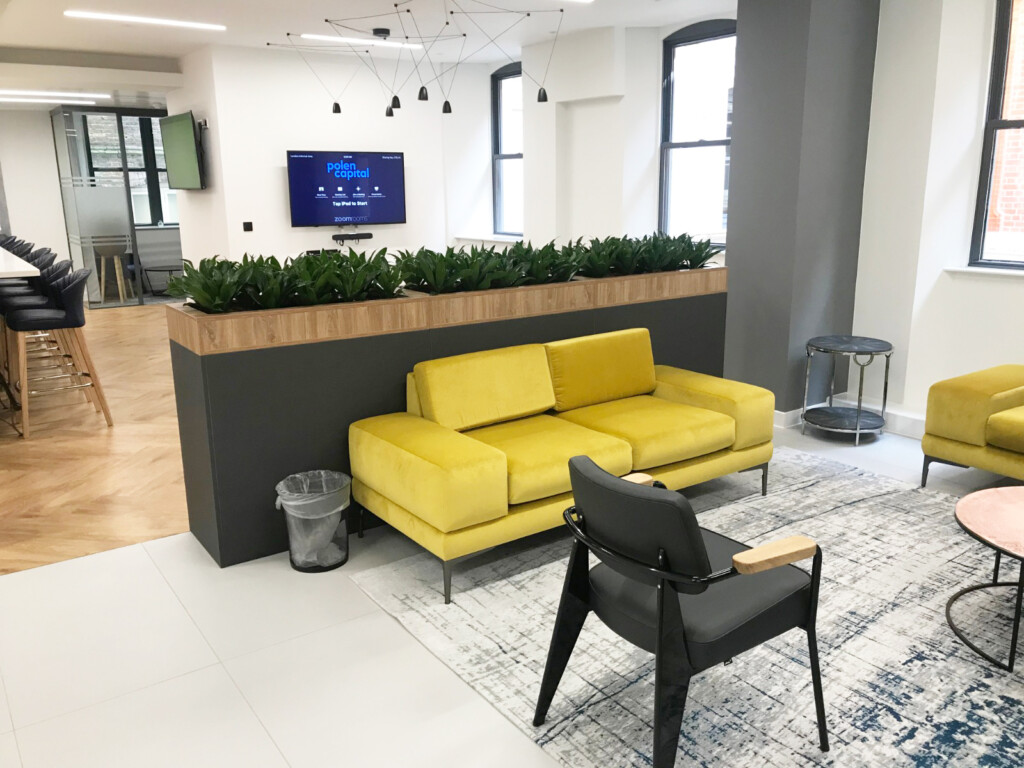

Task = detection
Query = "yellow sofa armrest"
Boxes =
[653,365,774,451]
[349,413,508,533]
[925,365,1024,447]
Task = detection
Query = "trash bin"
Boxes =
[275,470,351,573]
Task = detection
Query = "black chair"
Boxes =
[534,457,829,767]
[7,269,112,438]
[0,261,73,311]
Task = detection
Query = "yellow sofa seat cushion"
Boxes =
[466,414,633,504]
[414,344,556,431]
[926,365,1024,447]
[544,328,656,412]
[988,406,1024,454]
[558,395,735,470]
[349,412,508,533]
[653,365,775,451]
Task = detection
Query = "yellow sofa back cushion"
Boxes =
[414,344,556,431]
[926,364,1024,446]
[544,328,656,411]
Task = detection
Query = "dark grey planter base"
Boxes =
[171,294,728,567]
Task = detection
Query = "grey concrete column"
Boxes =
[724,0,880,412]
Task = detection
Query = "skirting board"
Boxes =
[775,399,925,439]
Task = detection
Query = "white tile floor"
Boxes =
[0,427,1004,767]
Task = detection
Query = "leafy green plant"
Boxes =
[289,250,342,305]
[234,255,294,310]
[167,257,244,313]
[397,247,463,294]
[686,236,723,269]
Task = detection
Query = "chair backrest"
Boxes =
[0,234,17,249]
[26,248,56,270]
[11,241,34,257]
[39,260,73,298]
[51,269,92,327]
[568,456,711,591]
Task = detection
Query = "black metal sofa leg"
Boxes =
[921,456,931,488]
[762,463,769,496]
[442,560,452,604]
[807,627,830,752]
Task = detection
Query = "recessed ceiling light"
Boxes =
[300,33,422,50]
[0,89,111,99]
[64,10,226,32]
[0,97,97,105]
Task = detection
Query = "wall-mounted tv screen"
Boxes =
[287,151,406,227]
[160,111,206,190]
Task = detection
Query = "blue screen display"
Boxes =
[287,151,407,227]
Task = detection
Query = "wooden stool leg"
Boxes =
[72,327,112,427]
[17,332,28,439]
[57,329,100,412]
[113,257,126,304]
[99,257,107,304]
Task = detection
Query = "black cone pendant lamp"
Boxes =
[418,85,429,101]
[391,94,401,109]
[332,102,341,114]
[386,105,395,117]
[442,100,452,114]
[537,87,548,103]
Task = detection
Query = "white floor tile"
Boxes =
[0,674,12,734]
[0,734,19,768]
[145,533,380,660]
[226,612,556,767]
[15,666,287,768]
[0,546,217,728]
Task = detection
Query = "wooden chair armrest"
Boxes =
[732,535,818,574]
[622,472,655,486]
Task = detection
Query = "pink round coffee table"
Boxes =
[947,486,1024,671]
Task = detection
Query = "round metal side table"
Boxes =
[946,487,1024,671]
[801,335,893,446]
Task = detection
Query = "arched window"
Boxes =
[659,20,736,244]
[492,62,524,236]
[971,0,1024,268]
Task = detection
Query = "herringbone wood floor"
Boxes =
[0,304,187,574]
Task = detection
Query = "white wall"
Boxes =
[167,45,491,261]
[0,110,69,255]
[852,0,1020,419]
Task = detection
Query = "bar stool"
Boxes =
[6,269,112,438]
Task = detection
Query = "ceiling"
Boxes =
[0,0,737,63]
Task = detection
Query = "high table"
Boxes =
[0,245,39,419]
[0,245,41,278]
[947,487,1024,671]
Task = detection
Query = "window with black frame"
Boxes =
[659,20,736,244]
[971,0,1024,268]
[83,113,178,227]
[492,62,524,236]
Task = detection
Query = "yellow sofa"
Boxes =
[349,328,775,601]
[922,365,1024,486]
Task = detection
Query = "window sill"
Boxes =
[945,265,1024,279]
[453,233,522,244]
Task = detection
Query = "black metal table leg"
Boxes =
[946,555,1024,672]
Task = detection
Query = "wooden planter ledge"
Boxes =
[166,267,728,356]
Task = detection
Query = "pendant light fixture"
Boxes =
[386,105,395,117]
[332,102,341,114]
[442,99,452,114]
[391,94,401,109]
[418,85,428,101]
[537,87,548,103]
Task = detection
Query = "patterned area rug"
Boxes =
[352,448,1024,766]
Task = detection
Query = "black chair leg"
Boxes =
[921,456,931,488]
[534,540,590,727]
[653,652,691,768]
[807,627,830,752]
[761,463,769,496]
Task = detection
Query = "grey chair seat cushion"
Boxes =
[1,294,52,312]
[5,308,75,332]
[589,529,811,670]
